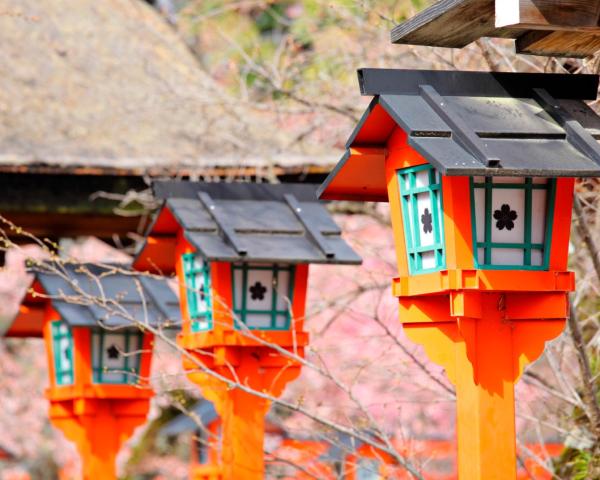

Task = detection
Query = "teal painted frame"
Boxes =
[397,164,446,275]
[231,264,296,331]
[469,177,557,270]
[182,253,213,332]
[51,320,74,386]
[91,329,143,384]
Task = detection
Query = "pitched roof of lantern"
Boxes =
[391,0,600,58]
[318,69,600,202]
[0,0,334,177]
[4,262,181,337]
[134,181,362,270]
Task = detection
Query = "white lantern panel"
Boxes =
[416,192,435,247]
[531,189,548,244]
[491,248,524,266]
[101,333,127,383]
[493,176,525,184]
[244,313,273,329]
[473,188,486,243]
[233,267,244,310]
[491,188,525,244]
[275,269,291,311]
[531,250,544,267]
[245,268,274,311]
[421,250,437,270]
[274,314,288,329]
[415,170,430,188]
[478,248,486,265]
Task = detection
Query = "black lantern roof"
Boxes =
[136,181,362,265]
[319,69,600,202]
[28,262,180,330]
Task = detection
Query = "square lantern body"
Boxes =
[182,253,297,333]
[133,181,361,352]
[392,162,560,277]
[47,318,148,388]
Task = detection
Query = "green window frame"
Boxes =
[91,329,143,384]
[51,320,74,386]
[397,164,446,275]
[470,177,556,270]
[182,253,213,332]
[231,263,295,331]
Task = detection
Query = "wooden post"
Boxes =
[454,298,517,480]
[402,292,567,480]
[220,389,270,479]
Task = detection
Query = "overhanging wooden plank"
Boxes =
[496,0,600,32]
[391,0,519,48]
[517,29,600,57]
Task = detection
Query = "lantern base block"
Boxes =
[48,398,150,480]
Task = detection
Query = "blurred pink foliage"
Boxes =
[0,219,562,476]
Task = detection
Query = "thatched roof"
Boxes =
[0,0,334,176]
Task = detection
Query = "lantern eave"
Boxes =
[319,69,600,203]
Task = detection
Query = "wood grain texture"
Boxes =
[496,0,600,31]
[517,29,600,57]
[391,0,508,48]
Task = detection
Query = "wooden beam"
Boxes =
[391,0,507,48]
[496,0,600,32]
[517,29,600,57]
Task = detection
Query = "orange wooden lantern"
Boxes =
[319,69,600,479]
[135,181,360,479]
[5,262,180,480]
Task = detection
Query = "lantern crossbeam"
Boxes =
[283,193,336,258]
[197,191,248,256]
[532,88,600,166]
[419,84,500,168]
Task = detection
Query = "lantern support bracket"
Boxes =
[419,84,501,168]
[532,87,600,166]
[284,194,335,258]
[197,192,247,256]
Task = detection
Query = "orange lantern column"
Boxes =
[5,262,180,479]
[319,69,600,478]
[134,181,361,480]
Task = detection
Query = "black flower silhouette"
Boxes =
[493,204,518,231]
[421,208,433,234]
[249,281,267,301]
[63,346,71,363]
[106,345,120,360]
[198,283,206,302]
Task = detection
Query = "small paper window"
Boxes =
[182,253,213,332]
[397,164,446,274]
[356,458,382,480]
[91,330,143,384]
[232,264,295,330]
[470,177,556,270]
[51,321,74,386]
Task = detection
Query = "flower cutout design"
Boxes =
[198,283,206,302]
[63,346,71,362]
[106,344,120,360]
[494,204,518,231]
[249,281,267,301]
[421,208,433,234]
